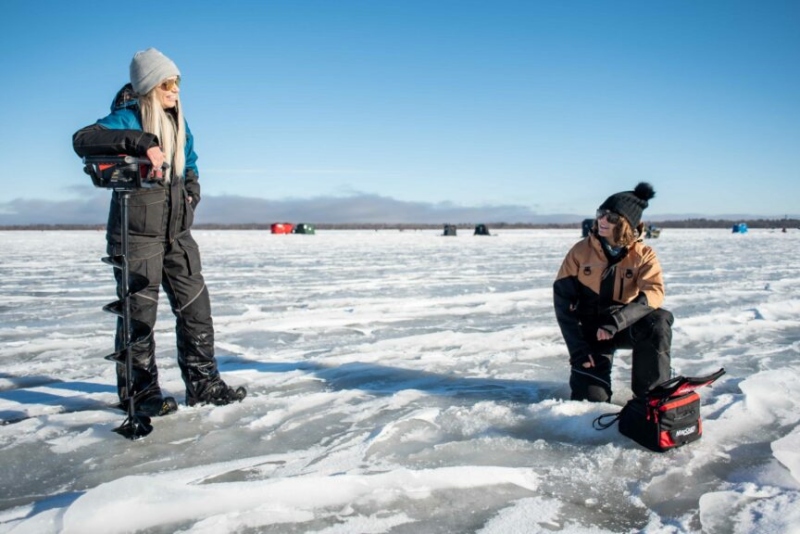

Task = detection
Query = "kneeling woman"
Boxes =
[553,182,672,402]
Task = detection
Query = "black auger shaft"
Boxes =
[112,189,153,439]
[84,156,160,440]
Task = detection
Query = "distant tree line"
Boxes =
[0,224,107,231]
[647,218,799,229]
[1,219,797,231]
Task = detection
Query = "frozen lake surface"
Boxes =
[1,228,799,533]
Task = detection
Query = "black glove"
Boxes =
[571,352,595,368]
[571,353,612,369]
[598,324,618,336]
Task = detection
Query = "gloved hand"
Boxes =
[571,352,612,369]
[571,352,597,369]
[596,325,616,341]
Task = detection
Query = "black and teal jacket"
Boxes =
[73,84,200,244]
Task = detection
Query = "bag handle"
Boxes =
[648,368,726,400]
[593,411,621,430]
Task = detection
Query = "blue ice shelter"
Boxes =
[731,222,748,234]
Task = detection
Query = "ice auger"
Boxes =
[83,156,166,440]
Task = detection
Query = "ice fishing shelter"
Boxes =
[271,223,294,234]
[646,224,661,238]
[474,224,490,236]
[442,224,457,236]
[293,223,316,235]
[731,222,748,234]
[582,218,594,237]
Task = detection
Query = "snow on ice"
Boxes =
[1,228,799,533]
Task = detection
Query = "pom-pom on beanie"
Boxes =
[129,48,180,96]
[598,182,656,228]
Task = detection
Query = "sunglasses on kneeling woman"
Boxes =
[596,209,622,224]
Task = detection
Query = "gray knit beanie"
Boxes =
[129,48,180,96]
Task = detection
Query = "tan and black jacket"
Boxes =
[553,232,664,365]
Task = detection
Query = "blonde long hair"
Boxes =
[138,90,185,182]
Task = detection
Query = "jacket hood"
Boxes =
[110,83,139,112]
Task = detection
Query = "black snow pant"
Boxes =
[570,308,673,402]
[109,234,222,405]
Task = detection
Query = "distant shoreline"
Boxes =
[1,219,798,231]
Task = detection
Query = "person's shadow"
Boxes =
[0,372,115,425]
[219,357,568,404]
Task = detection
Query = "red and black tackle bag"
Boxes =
[593,369,725,452]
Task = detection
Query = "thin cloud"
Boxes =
[194,194,554,224]
[0,193,553,226]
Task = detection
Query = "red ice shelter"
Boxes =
[271,223,294,234]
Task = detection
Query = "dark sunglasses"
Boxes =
[596,209,621,224]
[159,77,181,91]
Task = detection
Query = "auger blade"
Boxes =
[102,300,124,317]
[130,319,153,345]
[102,255,125,269]
[104,350,126,364]
[113,414,153,440]
[128,272,150,294]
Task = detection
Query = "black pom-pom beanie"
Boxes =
[598,182,656,228]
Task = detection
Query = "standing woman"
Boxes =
[553,183,673,402]
[73,48,245,413]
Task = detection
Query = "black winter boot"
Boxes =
[137,395,179,416]
[186,379,247,407]
[179,349,247,407]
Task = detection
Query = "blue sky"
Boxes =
[1,0,798,224]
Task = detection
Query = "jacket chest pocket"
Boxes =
[615,267,640,302]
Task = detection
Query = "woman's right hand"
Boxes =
[145,146,165,179]
[596,327,614,342]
